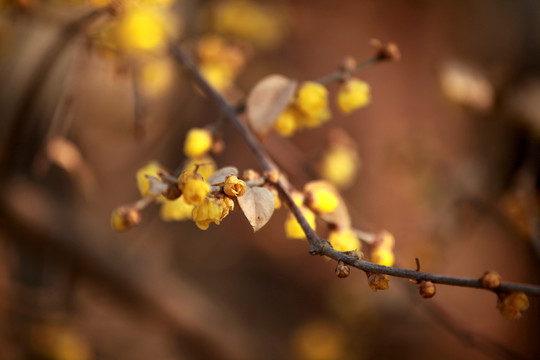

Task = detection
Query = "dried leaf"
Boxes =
[237,186,275,232]
[439,61,494,111]
[145,175,168,196]
[206,166,238,185]
[304,180,350,229]
[246,74,297,138]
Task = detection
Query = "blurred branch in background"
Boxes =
[0,177,251,360]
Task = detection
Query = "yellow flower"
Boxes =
[199,64,234,92]
[192,197,223,230]
[377,230,395,250]
[138,58,174,96]
[210,0,287,49]
[184,128,213,159]
[273,106,298,137]
[320,146,360,189]
[296,82,330,120]
[216,196,234,221]
[223,175,246,197]
[136,161,162,197]
[284,207,316,239]
[368,273,389,292]
[180,177,210,205]
[115,8,167,53]
[336,78,371,114]
[183,156,217,180]
[160,195,194,221]
[371,247,395,267]
[307,187,339,214]
[296,109,331,129]
[291,191,304,207]
[328,228,360,252]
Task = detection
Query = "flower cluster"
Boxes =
[273,77,371,137]
[112,158,253,231]
[196,35,248,93]
[203,0,288,50]
[274,82,330,137]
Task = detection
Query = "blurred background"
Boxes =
[0,0,539,359]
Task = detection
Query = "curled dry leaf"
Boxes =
[439,60,494,111]
[304,180,350,229]
[246,74,297,139]
[206,166,239,185]
[237,186,275,232]
[145,175,168,196]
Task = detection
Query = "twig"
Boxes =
[169,41,540,298]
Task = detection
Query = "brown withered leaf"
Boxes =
[246,74,297,138]
[145,175,168,196]
[237,186,275,232]
[206,166,238,185]
[304,180,351,229]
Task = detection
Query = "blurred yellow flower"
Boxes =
[138,57,175,96]
[115,8,167,53]
[336,78,371,114]
[320,146,360,189]
[328,228,360,252]
[184,128,213,159]
[273,106,298,137]
[183,156,217,180]
[285,207,315,239]
[180,177,210,205]
[209,0,287,49]
[296,82,331,121]
[160,195,194,221]
[136,161,162,197]
[371,247,395,267]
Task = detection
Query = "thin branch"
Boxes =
[169,42,540,298]
[1,7,108,173]
[314,56,380,84]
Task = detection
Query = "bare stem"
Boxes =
[169,42,540,297]
[314,56,380,85]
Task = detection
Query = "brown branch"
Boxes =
[1,7,108,173]
[169,42,540,298]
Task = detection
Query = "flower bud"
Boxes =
[497,292,529,320]
[243,169,260,181]
[418,280,436,299]
[335,261,350,278]
[111,206,141,231]
[367,273,389,292]
[223,175,246,197]
[264,170,280,184]
[480,271,501,290]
